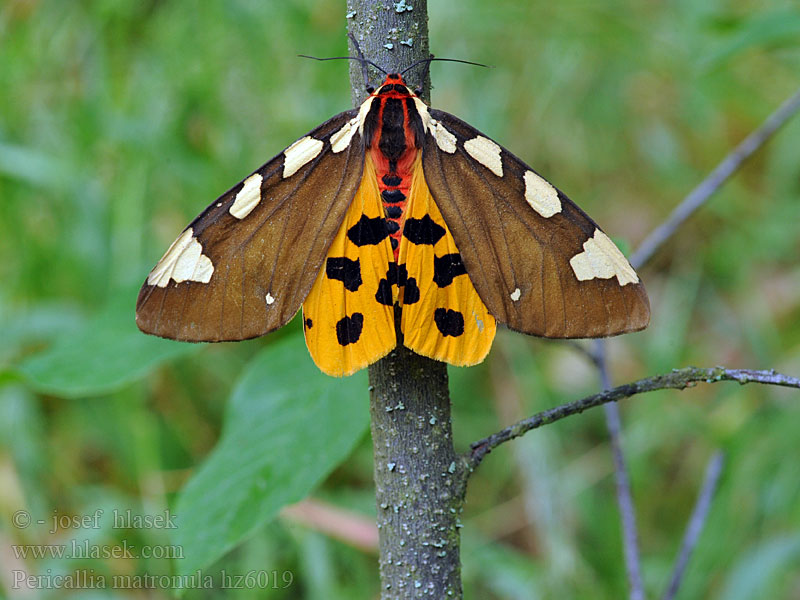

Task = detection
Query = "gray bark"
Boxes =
[368,341,463,599]
[346,0,431,104]
[346,2,464,598]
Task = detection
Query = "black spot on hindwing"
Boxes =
[375,263,419,306]
[305,318,313,329]
[347,215,390,246]
[326,257,362,292]
[375,263,399,306]
[336,313,364,346]
[403,215,446,245]
[395,263,408,286]
[433,253,467,288]
[375,279,394,306]
[434,308,465,337]
[403,277,420,304]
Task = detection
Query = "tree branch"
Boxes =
[465,367,799,471]
[349,3,465,599]
[661,451,725,600]
[629,85,800,270]
[596,341,645,600]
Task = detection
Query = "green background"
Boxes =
[2,0,799,598]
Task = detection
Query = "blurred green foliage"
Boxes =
[1,0,799,598]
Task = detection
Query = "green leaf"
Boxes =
[719,534,800,600]
[462,532,544,599]
[172,338,369,578]
[16,292,199,398]
[0,301,85,365]
[701,10,800,70]
[0,142,78,189]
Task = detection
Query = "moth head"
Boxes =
[375,74,416,98]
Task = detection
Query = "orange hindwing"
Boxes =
[302,155,397,376]
[398,156,496,365]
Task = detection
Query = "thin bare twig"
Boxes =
[594,85,800,600]
[629,85,800,270]
[597,340,645,600]
[464,85,800,599]
[563,339,603,367]
[466,367,799,471]
[661,451,726,600]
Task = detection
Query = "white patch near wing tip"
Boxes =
[510,287,521,301]
[283,136,324,178]
[230,173,263,219]
[569,229,638,286]
[464,136,503,176]
[147,228,214,288]
[524,170,561,218]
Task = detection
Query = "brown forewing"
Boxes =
[421,109,649,338]
[136,110,364,342]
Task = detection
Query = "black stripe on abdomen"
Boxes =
[379,98,407,161]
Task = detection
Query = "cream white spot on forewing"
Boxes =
[283,136,324,178]
[569,229,638,286]
[331,116,359,153]
[431,120,456,153]
[510,287,521,301]
[147,228,214,288]
[524,170,561,218]
[464,136,502,176]
[413,97,431,129]
[229,173,262,219]
[412,97,456,153]
[356,97,376,138]
[265,292,275,305]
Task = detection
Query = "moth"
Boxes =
[136,59,649,377]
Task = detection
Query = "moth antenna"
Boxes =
[413,53,435,95]
[299,39,387,94]
[297,54,386,74]
[400,56,492,79]
[347,33,374,91]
